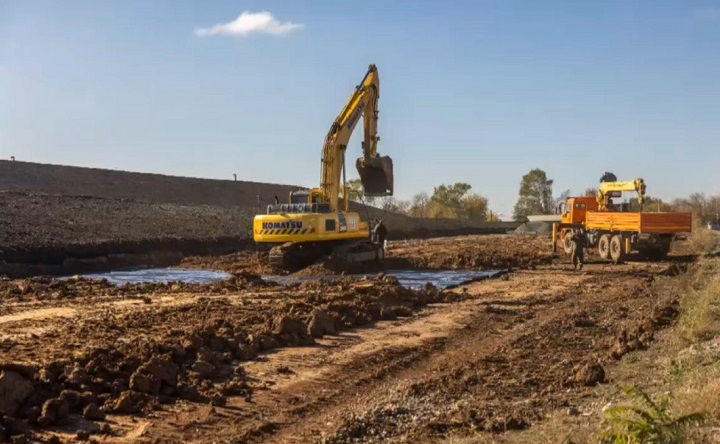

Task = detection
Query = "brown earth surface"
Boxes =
[178,235,556,277]
[0,234,691,443]
[0,162,517,276]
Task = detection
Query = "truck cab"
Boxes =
[560,197,599,226]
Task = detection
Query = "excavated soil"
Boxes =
[179,235,555,277]
[0,235,689,443]
[385,234,555,270]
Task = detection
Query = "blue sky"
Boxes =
[1,1,719,217]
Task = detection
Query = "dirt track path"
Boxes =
[131,260,673,443]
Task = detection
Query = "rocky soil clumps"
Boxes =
[0,274,445,439]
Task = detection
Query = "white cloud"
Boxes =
[696,8,720,21]
[195,11,304,37]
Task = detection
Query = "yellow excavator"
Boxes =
[253,64,394,269]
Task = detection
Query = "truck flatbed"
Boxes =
[585,211,692,233]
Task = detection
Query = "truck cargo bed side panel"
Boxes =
[639,213,692,233]
[586,212,641,232]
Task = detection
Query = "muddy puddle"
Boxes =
[266,269,502,290]
[71,268,500,290]
[76,268,232,285]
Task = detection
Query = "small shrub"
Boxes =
[599,386,706,444]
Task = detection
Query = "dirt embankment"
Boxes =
[0,234,688,443]
[0,161,518,277]
[0,191,257,276]
[0,160,298,208]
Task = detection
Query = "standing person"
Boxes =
[372,219,387,249]
[570,229,585,271]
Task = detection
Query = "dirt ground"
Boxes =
[178,235,555,277]
[0,234,692,443]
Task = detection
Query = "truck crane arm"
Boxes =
[321,64,393,213]
[597,179,646,211]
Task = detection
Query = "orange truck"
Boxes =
[552,179,692,263]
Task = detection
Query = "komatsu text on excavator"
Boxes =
[253,65,394,270]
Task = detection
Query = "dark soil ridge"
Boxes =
[0,160,298,208]
[0,237,254,278]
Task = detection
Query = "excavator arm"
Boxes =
[597,179,646,211]
[321,64,393,212]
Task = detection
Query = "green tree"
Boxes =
[428,183,489,221]
[461,193,490,222]
[407,192,431,218]
[430,183,472,218]
[513,169,554,221]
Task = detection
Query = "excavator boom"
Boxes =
[321,64,393,210]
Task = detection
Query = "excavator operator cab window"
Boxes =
[290,190,311,204]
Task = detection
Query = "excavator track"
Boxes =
[268,245,287,269]
[269,240,384,272]
[269,242,325,270]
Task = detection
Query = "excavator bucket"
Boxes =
[356,155,393,197]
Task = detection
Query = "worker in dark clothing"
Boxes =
[372,219,388,249]
[570,229,585,271]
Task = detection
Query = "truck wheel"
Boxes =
[610,235,625,264]
[598,234,611,260]
[563,233,573,255]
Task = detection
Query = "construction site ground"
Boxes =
[0,162,517,278]
[0,234,695,443]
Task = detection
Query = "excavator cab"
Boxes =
[289,189,323,204]
[356,155,393,196]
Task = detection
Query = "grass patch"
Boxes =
[599,386,706,444]
[687,229,720,256]
[679,258,720,343]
